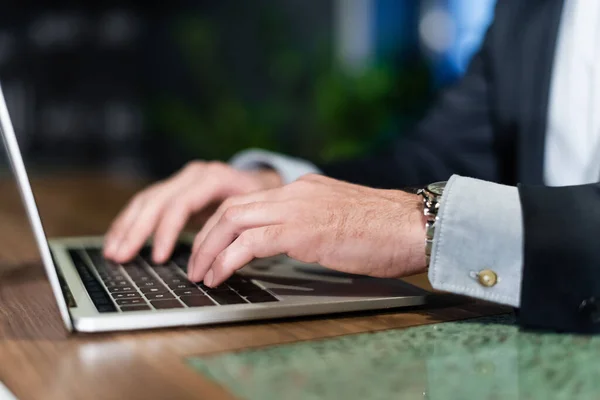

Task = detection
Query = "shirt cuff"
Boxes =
[229,148,322,185]
[428,175,523,307]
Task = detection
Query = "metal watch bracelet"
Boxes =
[417,182,446,267]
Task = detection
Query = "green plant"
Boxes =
[148,7,433,164]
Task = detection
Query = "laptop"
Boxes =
[0,83,432,333]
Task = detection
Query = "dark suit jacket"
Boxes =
[320,0,563,188]
[321,0,600,334]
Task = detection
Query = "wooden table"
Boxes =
[0,173,508,400]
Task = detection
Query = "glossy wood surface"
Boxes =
[0,173,508,400]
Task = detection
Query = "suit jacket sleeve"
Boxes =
[518,183,600,334]
[319,1,511,189]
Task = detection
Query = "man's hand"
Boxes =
[103,161,282,264]
[188,174,427,287]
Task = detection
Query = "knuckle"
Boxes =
[264,225,283,240]
[237,230,256,249]
[298,173,321,182]
[135,184,158,201]
[212,251,227,270]
[164,206,188,224]
[129,193,145,208]
[183,160,206,172]
[206,161,228,174]
[219,197,235,211]
[223,193,245,208]
[170,195,191,211]
[193,233,204,248]
[288,179,310,192]
[146,180,167,194]
[221,205,244,224]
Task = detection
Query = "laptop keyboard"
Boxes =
[69,243,279,313]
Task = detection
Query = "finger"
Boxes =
[151,199,194,264]
[152,185,223,263]
[201,225,288,287]
[188,202,287,282]
[111,181,185,262]
[112,196,173,262]
[104,193,149,258]
[193,187,286,253]
[113,167,207,262]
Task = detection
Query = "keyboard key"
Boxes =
[103,279,131,287]
[123,264,145,273]
[139,281,161,288]
[228,281,263,296]
[112,292,141,299]
[168,282,197,290]
[139,246,152,260]
[86,249,117,271]
[104,281,131,288]
[207,292,247,305]
[180,295,215,307]
[245,292,279,303]
[151,299,183,309]
[146,292,175,300]
[140,286,168,294]
[92,296,112,306]
[224,275,251,284]
[225,274,247,283]
[205,285,234,293]
[153,265,175,275]
[164,277,188,285]
[122,263,147,275]
[172,243,191,267]
[121,305,151,312]
[103,275,126,284]
[116,298,146,306]
[69,249,91,270]
[196,282,211,290]
[97,304,118,313]
[96,268,123,277]
[87,288,106,298]
[107,286,136,293]
[131,275,156,283]
[173,288,203,297]
[103,274,127,282]
[70,250,117,313]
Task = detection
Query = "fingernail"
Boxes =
[186,252,194,273]
[153,247,165,263]
[204,270,214,287]
[105,240,117,256]
[115,241,128,260]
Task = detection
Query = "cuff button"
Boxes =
[477,269,498,287]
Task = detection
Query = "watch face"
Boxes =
[427,181,446,196]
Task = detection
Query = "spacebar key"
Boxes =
[150,299,183,309]
[208,292,247,305]
[180,295,216,307]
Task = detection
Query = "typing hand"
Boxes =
[187,174,427,287]
[103,161,282,264]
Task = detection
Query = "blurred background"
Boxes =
[0,0,496,180]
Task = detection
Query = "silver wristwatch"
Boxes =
[417,182,446,266]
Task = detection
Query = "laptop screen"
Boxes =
[0,82,73,331]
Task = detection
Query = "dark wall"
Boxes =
[0,1,333,177]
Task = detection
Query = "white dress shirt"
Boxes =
[545,0,600,185]
[231,0,599,308]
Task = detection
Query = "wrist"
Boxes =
[398,192,428,275]
[410,194,429,274]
